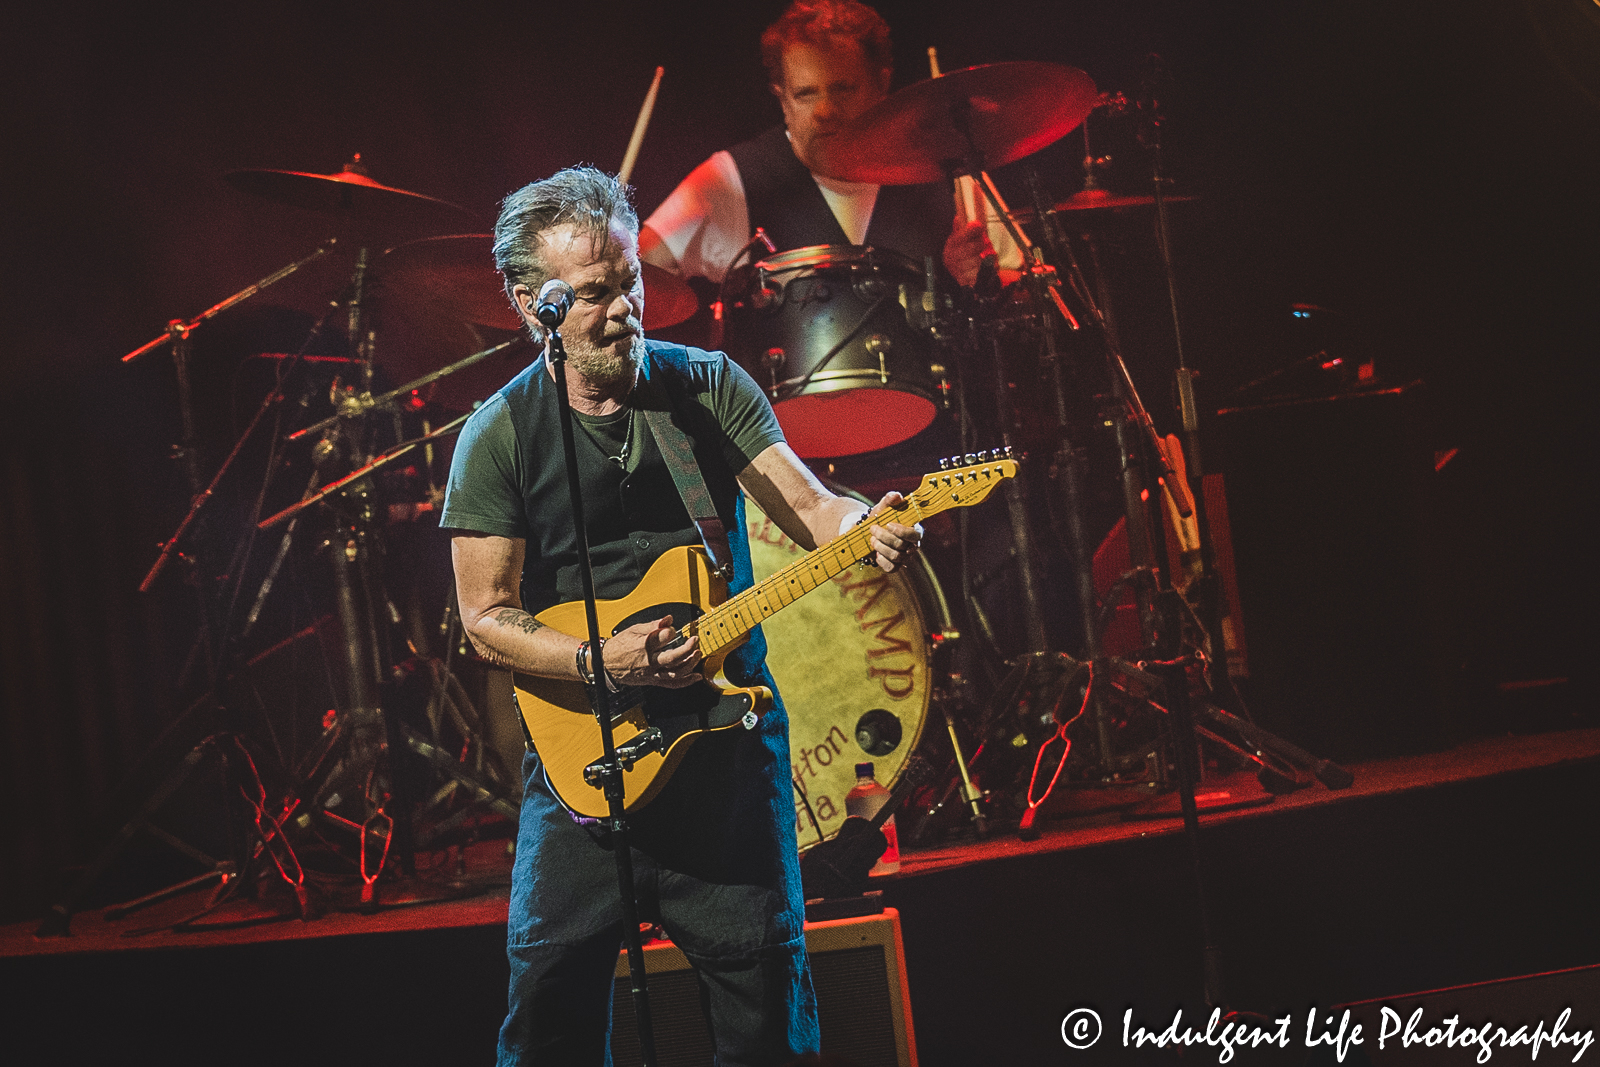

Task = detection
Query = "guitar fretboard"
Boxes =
[690,461,1013,655]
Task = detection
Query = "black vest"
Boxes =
[495,342,766,678]
[728,125,954,266]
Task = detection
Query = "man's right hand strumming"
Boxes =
[451,532,706,690]
[600,615,704,689]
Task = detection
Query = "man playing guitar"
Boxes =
[441,166,921,1065]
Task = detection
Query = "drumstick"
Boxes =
[930,44,1021,269]
[929,47,982,221]
[618,66,664,185]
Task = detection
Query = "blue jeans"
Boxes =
[497,693,818,1066]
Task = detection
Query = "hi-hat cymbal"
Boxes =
[380,234,698,332]
[810,62,1098,186]
[1053,188,1197,212]
[226,156,477,234]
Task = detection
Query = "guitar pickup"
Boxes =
[582,727,666,788]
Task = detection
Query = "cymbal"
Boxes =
[810,62,1097,186]
[641,261,711,328]
[1052,188,1198,212]
[379,234,698,332]
[226,156,477,234]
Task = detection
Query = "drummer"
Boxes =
[640,0,990,287]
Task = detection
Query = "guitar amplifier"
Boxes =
[1215,381,1453,760]
[609,907,918,1067]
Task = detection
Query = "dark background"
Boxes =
[2,0,1596,924]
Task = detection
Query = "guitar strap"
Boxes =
[637,366,735,581]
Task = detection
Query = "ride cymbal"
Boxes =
[810,62,1098,185]
[226,156,477,235]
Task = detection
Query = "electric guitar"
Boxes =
[514,452,1017,816]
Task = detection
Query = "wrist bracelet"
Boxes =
[596,637,621,693]
[576,639,622,693]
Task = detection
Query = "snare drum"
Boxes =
[725,245,948,459]
[744,488,950,848]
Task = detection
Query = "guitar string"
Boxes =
[695,509,894,652]
[696,465,1010,651]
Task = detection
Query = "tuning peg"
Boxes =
[1003,445,1015,459]
[977,449,990,462]
[939,456,950,471]
[964,453,977,466]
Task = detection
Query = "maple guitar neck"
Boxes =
[691,455,1017,657]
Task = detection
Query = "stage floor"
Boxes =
[8,725,1598,961]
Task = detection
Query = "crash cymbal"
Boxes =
[226,155,476,234]
[379,234,698,332]
[1053,188,1197,212]
[640,261,710,328]
[810,62,1097,186]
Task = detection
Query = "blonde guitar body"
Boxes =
[515,545,770,818]
[514,454,1018,818]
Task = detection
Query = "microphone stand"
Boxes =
[544,319,659,1067]
[1146,101,1236,712]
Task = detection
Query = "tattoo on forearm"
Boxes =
[488,607,545,636]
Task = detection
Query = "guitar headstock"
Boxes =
[909,448,1019,518]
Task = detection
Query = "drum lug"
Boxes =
[764,347,786,397]
[854,275,886,301]
[865,334,892,383]
[752,268,780,311]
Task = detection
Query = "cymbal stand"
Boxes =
[544,316,660,1067]
[268,271,523,904]
[1020,163,1229,1003]
[265,346,524,896]
[38,248,339,936]
[921,263,990,840]
[937,116,1125,835]
[308,252,419,899]
[1145,101,1236,709]
[1028,77,1351,1008]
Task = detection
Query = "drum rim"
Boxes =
[773,369,941,393]
[753,242,922,277]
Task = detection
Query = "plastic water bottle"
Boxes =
[844,762,900,875]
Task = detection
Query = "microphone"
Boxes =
[535,279,575,328]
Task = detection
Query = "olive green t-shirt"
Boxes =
[440,343,785,614]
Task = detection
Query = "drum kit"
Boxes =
[43,53,1351,935]
[721,58,1350,846]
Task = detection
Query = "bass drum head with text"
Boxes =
[744,487,947,849]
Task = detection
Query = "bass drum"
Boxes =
[743,486,951,849]
[723,245,948,459]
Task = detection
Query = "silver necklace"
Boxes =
[578,406,635,469]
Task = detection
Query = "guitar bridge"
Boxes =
[583,727,666,788]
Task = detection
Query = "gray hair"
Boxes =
[492,166,639,336]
